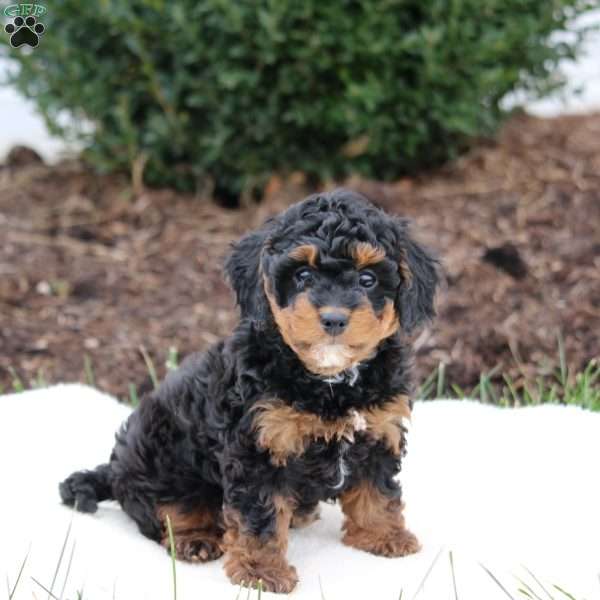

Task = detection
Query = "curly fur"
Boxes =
[59,189,439,593]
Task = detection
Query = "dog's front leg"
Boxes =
[339,477,420,558]
[222,493,298,593]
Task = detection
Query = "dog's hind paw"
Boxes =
[166,536,224,562]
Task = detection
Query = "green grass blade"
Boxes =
[318,575,327,600]
[557,331,567,388]
[488,380,500,406]
[503,374,520,407]
[411,546,443,599]
[234,582,244,600]
[436,362,446,398]
[32,369,47,389]
[84,355,95,387]
[8,367,24,393]
[139,345,159,389]
[59,540,77,600]
[451,384,466,399]
[480,373,488,404]
[165,515,177,600]
[166,347,179,371]
[449,551,459,600]
[128,383,140,407]
[514,576,545,600]
[521,566,554,600]
[8,548,29,600]
[479,563,516,600]
[48,520,73,600]
[417,367,438,400]
[552,584,577,600]
[30,577,61,600]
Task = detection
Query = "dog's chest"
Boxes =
[252,393,410,494]
[288,437,355,495]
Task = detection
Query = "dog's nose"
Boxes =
[320,311,349,336]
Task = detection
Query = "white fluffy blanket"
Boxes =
[1,384,599,599]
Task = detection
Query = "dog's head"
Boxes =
[226,189,438,376]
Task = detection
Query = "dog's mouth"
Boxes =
[266,286,399,377]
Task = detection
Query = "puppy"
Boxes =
[60,189,439,593]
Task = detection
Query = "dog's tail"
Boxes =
[59,463,113,513]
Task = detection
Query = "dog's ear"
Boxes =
[224,226,271,325]
[394,222,439,334]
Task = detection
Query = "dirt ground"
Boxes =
[1,111,599,399]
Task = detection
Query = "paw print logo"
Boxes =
[5,15,45,48]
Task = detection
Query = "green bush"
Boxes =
[1,0,594,197]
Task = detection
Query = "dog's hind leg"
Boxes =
[157,501,224,562]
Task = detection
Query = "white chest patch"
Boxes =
[349,409,367,432]
[311,343,353,369]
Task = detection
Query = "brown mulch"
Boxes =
[1,111,599,399]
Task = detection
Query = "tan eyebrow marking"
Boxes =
[351,242,386,269]
[288,244,318,267]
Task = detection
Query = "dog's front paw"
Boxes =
[342,522,421,558]
[225,559,298,594]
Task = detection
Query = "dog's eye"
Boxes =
[359,271,377,289]
[295,267,314,285]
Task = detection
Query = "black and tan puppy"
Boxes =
[60,189,439,593]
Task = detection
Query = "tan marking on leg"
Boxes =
[157,503,224,562]
[340,482,420,558]
[362,394,411,455]
[222,496,298,594]
[252,400,360,466]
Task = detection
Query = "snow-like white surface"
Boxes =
[503,8,600,117]
[0,8,600,162]
[0,58,83,162]
[1,384,599,600]
[0,83,78,162]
